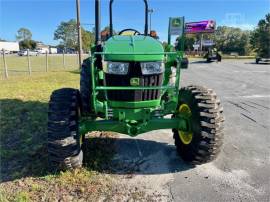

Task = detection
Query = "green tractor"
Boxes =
[256,50,270,64]
[204,47,222,62]
[47,0,224,170]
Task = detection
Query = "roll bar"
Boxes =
[109,0,149,37]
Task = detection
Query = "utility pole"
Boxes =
[148,9,154,31]
[200,33,204,54]
[76,0,83,69]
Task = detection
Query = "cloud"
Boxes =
[221,13,256,30]
[221,23,256,30]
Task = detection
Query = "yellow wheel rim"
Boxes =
[178,104,193,145]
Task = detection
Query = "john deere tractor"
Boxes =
[47,0,224,170]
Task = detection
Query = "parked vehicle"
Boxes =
[204,48,222,62]
[0,49,10,54]
[36,48,45,54]
[256,51,270,64]
[18,49,39,56]
[50,48,58,54]
[181,55,189,69]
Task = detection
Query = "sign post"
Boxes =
[2,49,8,78]
[27,50,31,75]
[46,51,48,72]
[168,17,184,45]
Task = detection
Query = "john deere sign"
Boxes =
[169,17,184,36]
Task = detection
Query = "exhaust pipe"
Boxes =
[95,0,101,45]
[143,0,148,36]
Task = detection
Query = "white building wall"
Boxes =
[0,42,20,52]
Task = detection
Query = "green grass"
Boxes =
[0,70,117,201]
[0,72,79,178]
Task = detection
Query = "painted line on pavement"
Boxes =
[224,95,270,99]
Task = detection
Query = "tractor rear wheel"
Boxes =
[48,88,83,170]
[173,85,224,165]
[80,58,92,114]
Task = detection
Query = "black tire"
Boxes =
[181,58,189,69]
[173,85,224,165]
[217,54,222,62]
[48,88,83,170]
[80,58,92,114]
[206,58,211,63]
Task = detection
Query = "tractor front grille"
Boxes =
[104,62,163,101]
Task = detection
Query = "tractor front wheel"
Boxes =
[173,85,224,165]
[48,88,83,170]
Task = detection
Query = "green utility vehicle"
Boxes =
[256,50,270,64]
[47,0,224,170]
[204,48,222,62]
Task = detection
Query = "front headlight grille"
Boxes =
[103,61,164,75]
[104,62,163,101]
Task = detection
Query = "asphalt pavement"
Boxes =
[112,59,270,202]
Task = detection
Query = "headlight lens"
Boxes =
[104,62,129,75]
[141,62,164,75]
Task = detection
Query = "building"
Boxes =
[36,42,50,53]
[0,41,19,53]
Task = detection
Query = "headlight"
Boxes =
[103,62,129,75]
[141,62,164,75]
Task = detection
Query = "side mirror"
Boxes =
[181,57,189,69]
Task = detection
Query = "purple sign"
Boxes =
[185,20,216,34]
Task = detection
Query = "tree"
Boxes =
[213,26,250,55]
[184,36,195,51]
[19,40,37,50]
[54,19,95,52]
[16,28,32,41]
[82,29,94,52]
[16,28,36,50]
[250,13,270,57]
[54,19,78,49]
[183,34,201,51]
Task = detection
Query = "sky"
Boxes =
[0,0,269,45]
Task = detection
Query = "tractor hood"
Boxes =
[103,35,164,61]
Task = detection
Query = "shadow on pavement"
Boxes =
[0,99,192,183]
[83,137,193,175]
[244,62,270,65]
[190,60,211,64]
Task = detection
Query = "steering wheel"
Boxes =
[118,28,141,36]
